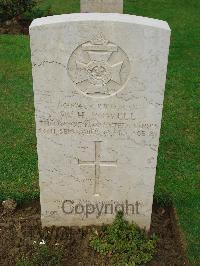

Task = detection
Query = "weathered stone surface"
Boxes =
[30,13,170,229]
[81,0,123,13]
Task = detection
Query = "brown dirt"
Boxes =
[0,200,188,266]
[0,18,30,35]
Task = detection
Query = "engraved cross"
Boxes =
[78,141,117,196]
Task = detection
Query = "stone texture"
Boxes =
[30,13,170,229]
[81,0,123,13]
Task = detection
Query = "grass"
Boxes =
[0,35,38,202]
[38,0,80,14]
[0,0,199,264]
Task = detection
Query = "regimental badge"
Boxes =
[68,33,130,98]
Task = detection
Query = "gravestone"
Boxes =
[81,0,123,13]
[30,13,170,229]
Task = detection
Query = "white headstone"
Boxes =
[81,0,123,13]
[30,13,170,230]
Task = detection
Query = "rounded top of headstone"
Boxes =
[30,13,170,32]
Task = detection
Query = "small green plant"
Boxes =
[21,5,52,23]
[0,0,36,21]
[90,211,157,265]
[0,0,51,23]
[17,243,63,266]
[17,257,32,266]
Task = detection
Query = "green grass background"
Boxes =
[0,0,199,264]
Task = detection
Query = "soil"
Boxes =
[0,200,188,266]
[0,17,30,35]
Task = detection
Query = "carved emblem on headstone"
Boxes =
[78,141,117,196]
[68,34,130,97]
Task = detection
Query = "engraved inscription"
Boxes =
[37,100,159,140]
[78,141,117,196]
[68,34,130,98]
